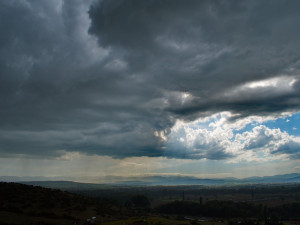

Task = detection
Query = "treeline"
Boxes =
[155,200,300,220]
[71,184,300,201]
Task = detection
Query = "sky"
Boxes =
[0,0,300,183]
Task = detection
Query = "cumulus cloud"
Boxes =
[164,112,300,161]
[274,141,300,159]
[165,116,233,160]
[0,0,300,160]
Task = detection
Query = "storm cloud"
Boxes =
[0,0,300,160]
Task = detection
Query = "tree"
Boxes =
[131,195,150,209]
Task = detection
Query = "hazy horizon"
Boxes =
[1,172,300,185]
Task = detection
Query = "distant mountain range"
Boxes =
[1,173,300,189]
[115,173,300,186]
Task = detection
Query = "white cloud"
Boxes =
[165,111,300,161]
[223,76,299,102]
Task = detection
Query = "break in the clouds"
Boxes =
[166,112,300,161]
[0,0,300,164]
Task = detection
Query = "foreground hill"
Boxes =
[0,182,121,225]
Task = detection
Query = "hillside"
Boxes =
[0,182,121,225]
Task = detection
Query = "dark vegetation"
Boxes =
[0,182,124,225]
[70,183,300,203]
[155,200,300,220]
[1,182,300,225]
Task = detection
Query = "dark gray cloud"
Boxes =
[275,141,300,159]
[0,0,300,159]
[89,0,300,117]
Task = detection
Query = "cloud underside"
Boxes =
[0,0,300,161]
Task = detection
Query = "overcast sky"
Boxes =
[0,0,300,182]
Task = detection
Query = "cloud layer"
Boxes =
[0,0,300,160]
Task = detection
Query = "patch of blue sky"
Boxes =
[231,112,300,137]
[262,112,300,136]
[232,122,258,136]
